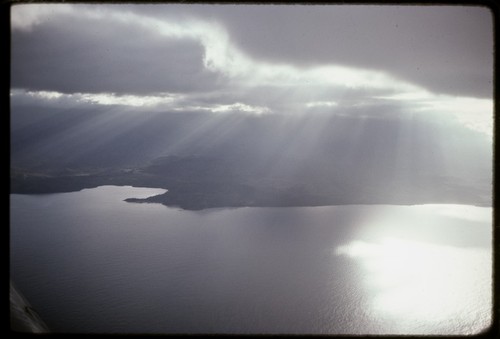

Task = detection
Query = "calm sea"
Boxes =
[10,186,492,334]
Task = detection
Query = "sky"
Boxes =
[10,4,494,137]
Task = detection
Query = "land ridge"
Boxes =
[11,155,492,210]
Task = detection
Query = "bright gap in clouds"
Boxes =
[306,101,339,108]
[12,90,272,116]
[377,92,493,138]
[211,103,271,115]
[19,90,179,108]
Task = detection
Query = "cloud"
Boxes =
[10,89,273,117]
[376,91,493,137]
[12,4,493,98]
[10,4,493,138]
[191,5,493,98]
[100,4,492,98]
[11,5,223,95]
[11,4,73,31]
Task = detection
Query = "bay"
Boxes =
[10,185,492,334]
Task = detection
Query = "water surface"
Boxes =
[10,186,492,334]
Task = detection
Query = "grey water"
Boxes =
[10,186,492,334]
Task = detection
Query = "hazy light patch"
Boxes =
[11,4,73,31]
[211,102,271,115]
[236,61,421,101]
[117,12,201,40]
[423,96,492,137]
[240,63,300,87]
[25,90,64,100]
[453,110,492,138]
[15,90,182,108]
[306,101,338,108]
[376,90,434,101]
[199,24,254,78]
[378,91,493,137]
[13,89,272,114]
[307,66,419,91]
[336,237,492,334]
[78,93,179,107]
[419,204,492,223]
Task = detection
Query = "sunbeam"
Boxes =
[10,5,493,334]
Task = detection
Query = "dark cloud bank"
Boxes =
[11,4,493,98]
[11,13,222,95]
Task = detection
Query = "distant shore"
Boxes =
[10,170,492,211]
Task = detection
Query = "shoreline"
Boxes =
[10,170,492,211]
[11,184,492,211]
[10,281,49,333]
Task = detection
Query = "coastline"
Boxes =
[10,281,49,333]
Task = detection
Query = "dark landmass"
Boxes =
[10,108,493,210]
[11,154,492,210]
